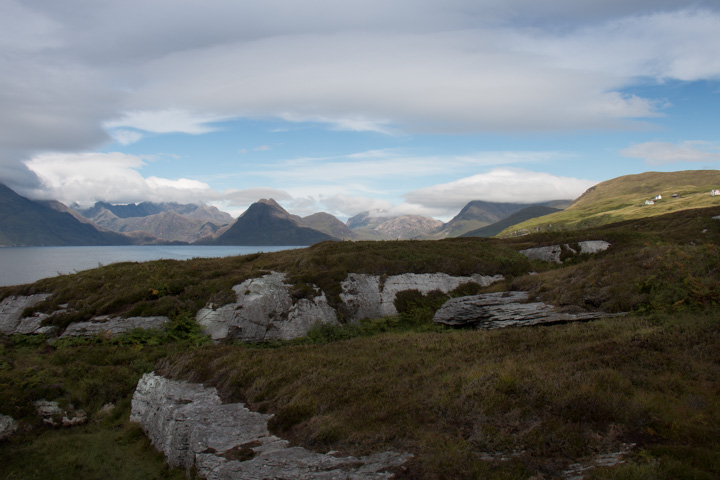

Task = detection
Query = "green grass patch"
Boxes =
[159,311,720,479]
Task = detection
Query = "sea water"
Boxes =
[0,245,302,287]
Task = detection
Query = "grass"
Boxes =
[0,237,531,331]
[500,170,720,236]
[159,311,720,479]
[0,332,200,479]
[2,206,720,479]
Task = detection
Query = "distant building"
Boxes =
[672,193,679,198]
[654,194,662,200]
[645,200,655,205]
[711,189,720,196]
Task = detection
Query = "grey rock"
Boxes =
[196,272,339,342]
[0,414,17,440]
[0,294,51,335]
[519,245,563,263]
[33,400,87,427]
[340,273,504,321]
[60,316,170,338]
[131,373,411,479]
[520,241,610,263]
[434,292,617,329]
[578,240,611,254]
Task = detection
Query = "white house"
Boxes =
[645,200,655,205]
[711,189,720,196]
[654,194,662,200]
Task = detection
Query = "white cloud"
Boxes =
[254,145,272,152]
[104,109,232,134]
[110,129,144,145]
[405,168,595,209]
[620,141,720,165]
[21,152,291,212]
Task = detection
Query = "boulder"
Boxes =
[340,273,504,321]
[0,414,17,440]
[59,316,169,338]
[0,294,51,335]
[434,292,616,329]
[196,272,339,342]
[131,372,411,479]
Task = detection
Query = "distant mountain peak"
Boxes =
[214,199,336,246]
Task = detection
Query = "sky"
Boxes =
[2,1,720,221]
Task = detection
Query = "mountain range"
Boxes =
[0,184,131,247]
[6,170,716,247]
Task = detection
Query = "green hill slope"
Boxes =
[499,170,720,236]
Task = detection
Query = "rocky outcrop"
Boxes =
[0,414,17,440]
[340,273,504,321]
[520,241,610,263]
[1,294,170,337]
[34,400,88,427]
[59,316,169,338]
[131,373,411,479]
[433,292,617,329]
[0,294,52,335]
[197,272,506,341]
[196,272,339,342]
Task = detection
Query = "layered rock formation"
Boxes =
[131,373,411,479]
[1,294,169,337]
[433,291,617,329]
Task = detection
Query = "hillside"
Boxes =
[500,170,720,236]
[0,184,132,246]
[2,206,720,479]
[213,198,337,245]
[301,212,357,239]
[461,205,561,237]
[438,200,571,237]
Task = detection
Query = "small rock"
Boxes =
[34,400,87,427]
[0,414,18,440]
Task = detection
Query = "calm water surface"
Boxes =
[0,245,302,287]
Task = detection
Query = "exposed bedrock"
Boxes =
[130,372,411,480]
[196,272,505,342]
[340,273,504,321]
[520,240,610,263]
[0,294,52,335]
[196,272,339,342]
[433,291,618,329]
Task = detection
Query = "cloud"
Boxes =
[254,145,272,152]
[21,152,291,211]
[110,129,145,145]
[104,109,232,134]
[3,1,720,205]
[620,141,720,165]
[405,168,595,210]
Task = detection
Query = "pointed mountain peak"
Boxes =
[257,198,282,208]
